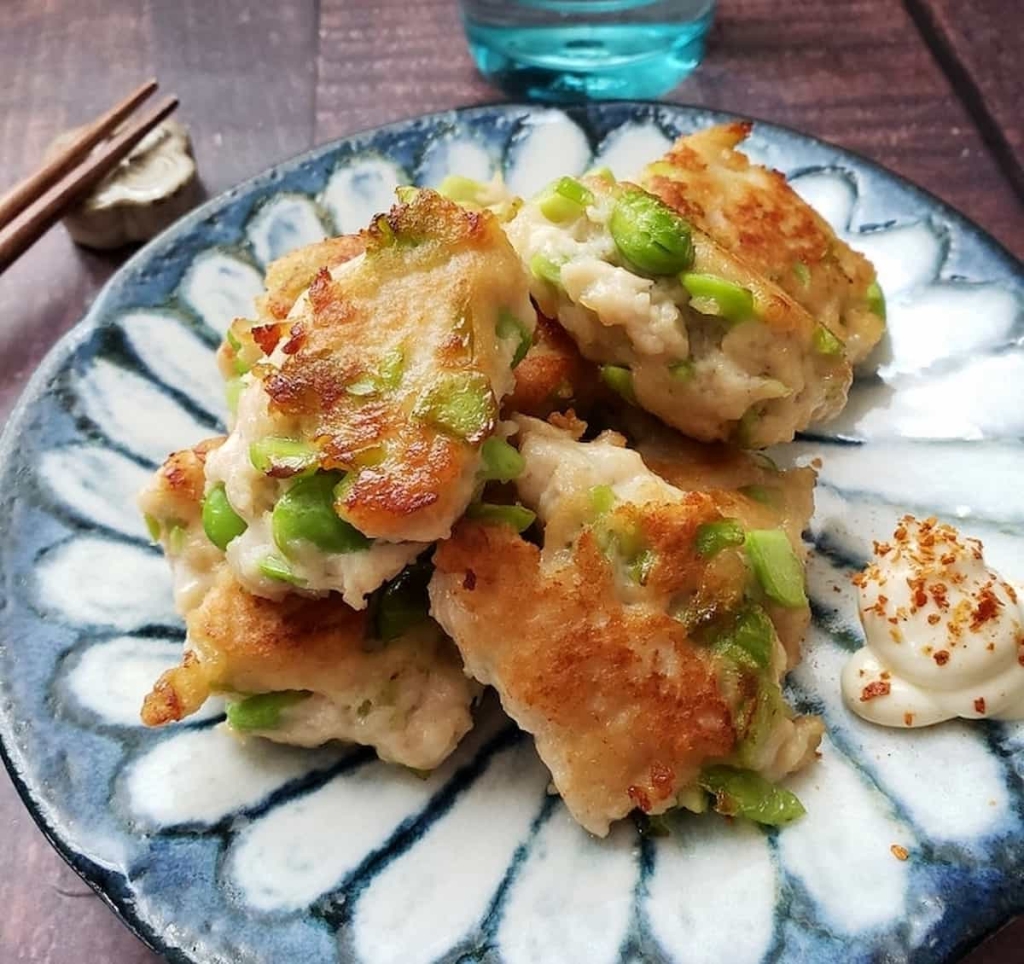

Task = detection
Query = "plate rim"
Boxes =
[1,99,1021,964]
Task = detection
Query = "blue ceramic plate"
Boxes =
[1,103,1023,964]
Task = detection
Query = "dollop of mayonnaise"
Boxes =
[842,515,1024,727]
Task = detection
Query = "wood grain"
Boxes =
[904,0,1024,198]
[0,0,1022,961]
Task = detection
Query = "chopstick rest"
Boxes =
[44,119,201,250]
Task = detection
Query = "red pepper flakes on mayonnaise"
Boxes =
[842,515,1024,728]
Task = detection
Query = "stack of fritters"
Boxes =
[140,126,885,832]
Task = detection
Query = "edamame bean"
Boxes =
[414,371,496,442]
[609,189,694,276]
[201,483,247,550]
[272,472,371,556]
[681,273,755,322]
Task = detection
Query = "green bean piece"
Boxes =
[351,444,387,468]
[167,522,187,555]
[735,682,787,769]
[737,484,781,507]
[414,371,496,442]
[201,483,247,550]
[744,529,807,608]
[272,472,371,556]
[466,502,536,532]
[681,273,755,323]
[793,262,811,286]
[225,377,244,416]
[226,691,311,731]
[346,374,379,397]
[478,437,525,483]
[530,253,563,286]
[585,166,615,183]
[538,176,594,223]
[346,348,406,397]
[609,189,694,276]
[812,324,844,356]
[628,548,657,586]
[588,484,616,518]
[437,175,488,205]
[378,348,405,389]
[698,766,805,826]
[144,514,161,542]
[555,176,594,207]
[712,605,775,670]
[372,560,432,642]
[258,554,306,586]
[733,408,760,448]
[496,310,533,369]
[599,364,637,404]
[695,518,745,558]
[249,437,320,477]
[866,279,886,320]
[669,359,695,383]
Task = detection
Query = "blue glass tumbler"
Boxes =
[459,0,716,102]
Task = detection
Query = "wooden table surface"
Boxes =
[0,0,1021,961]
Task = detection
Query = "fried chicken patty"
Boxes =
[641,123,884,364]
[204,188,535,605]
[141,567,476,770]
[429,417,822,835]
[137,438,226,614]
[507,174,851,448]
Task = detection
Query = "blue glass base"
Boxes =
[464,19,711,102]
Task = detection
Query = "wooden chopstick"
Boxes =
[0,79,158,230]
[0,93,178,273]
[0,93,179,272]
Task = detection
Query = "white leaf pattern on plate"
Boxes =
[504,110,591,197]
[62,636,223,727]
[74,358,213,465]
[40,444,151,539]
[351,740,549,964]
[118,310,225,420]
[123,726,344,830]
[179,249,264,337]
[36,537,177,630]
[593,122,672,179]
[778,738,914,933]
[322,157,407,234]
[247,194,327,267]
[225,714,510,913]
[417,133,494,187]
[644,814,776,964]
[497,809,638,964]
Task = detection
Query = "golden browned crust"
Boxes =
[216,235,367,379]
[642,123,882,361]
[431,500,739,834]
[141,574,371,725]
[258,234,366,323]
[506,313,605,418]
[138,437,224,525]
